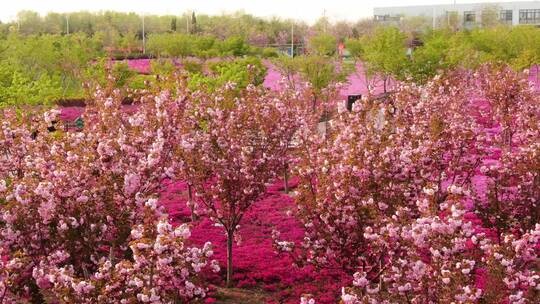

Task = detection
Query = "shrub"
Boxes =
[262,47,279,58]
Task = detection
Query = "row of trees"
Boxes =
[276,65,540,302]
[268,24,540,98]
[0,31,275,107]
[0,10,431,47]
[0,71,315,300]
[342,25,540,90]
[1,60,538,303]
[3,6,539,53]
[0,10,310,46]
[146,34,258,59]
[2,18,540,107]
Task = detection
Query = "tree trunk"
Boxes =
[383,76,387,93]
[226,230,234,287]
[363,70,371,93]
[188,184,198,222]
[283,165,289,194]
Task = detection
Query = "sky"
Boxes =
[0,0,532,24]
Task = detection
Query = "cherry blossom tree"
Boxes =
[473,65,540,239]
[177,83,298,287]
[340,197,540,303]
[274,66,539,302]
[0,79,217,301]
[277,69,483,274]
[32,205,219,303]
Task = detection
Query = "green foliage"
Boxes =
[112,61,137,88]
[193,35,216,58]
[437,26,540,71]
[4,10,309,51]
[81,58,108,88]
[128,74,155,90]
[308,33,337,56]
[82,59,137,90]
[271,55,301,87]
[261,48,279,58]
[187,73,216,91]
[0,33,102,105]
[147,33,193,57]
[150,58,177,76]
[0,66,62,106]
[361,26,408,85]
[237,57,267,85]
[189,57,267,92]
[272,54,351,95]
[297,55,350,93]
[147,33,251,58]
[182,59,203,74]
[2,33,101,77]
[401,25,540,83]
[119,32,140,53]
[217,36,250,57]
[407,30,453,83]
[505,26,540,71]
[345,38,364,59]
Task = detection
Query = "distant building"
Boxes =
[374,1,540,28]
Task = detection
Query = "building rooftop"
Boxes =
[374,1,540,10]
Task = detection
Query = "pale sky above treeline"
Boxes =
[0,0,527,24]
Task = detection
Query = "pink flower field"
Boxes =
[126,58,152,74]
[159,178,349,303]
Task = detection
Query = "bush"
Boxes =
[262,47,279,58]
[308,33,337,56]
[192,57,267,92]
[0,66,62,106]
[182,59,203,74]
[218,36,250,57]
[150,58,177,76]
[82,59,137,91]
[128,74,155,90]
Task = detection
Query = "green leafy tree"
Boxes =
[16,10,42,35]
[150,58,177,76]
[191,12,198,34]
[407,30,452,84]
[189,57,267,92]
[147,33,192,58]
[297,55,350,112]
[345,38,363,59]
[308,33,337,56]
[171,17,177,32]
[271,55,301,88]
[361,26,408,92]
[345,37,377,91]
[480,5,503,28]
[0,66,62,106]
[218,36,249,56]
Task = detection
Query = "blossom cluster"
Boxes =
[0,79,213,302]
[274,66,540,303]
[32,206,218,303]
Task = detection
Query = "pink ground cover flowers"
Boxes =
[159,178,350,303]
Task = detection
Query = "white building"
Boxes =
[374,1,540,28]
